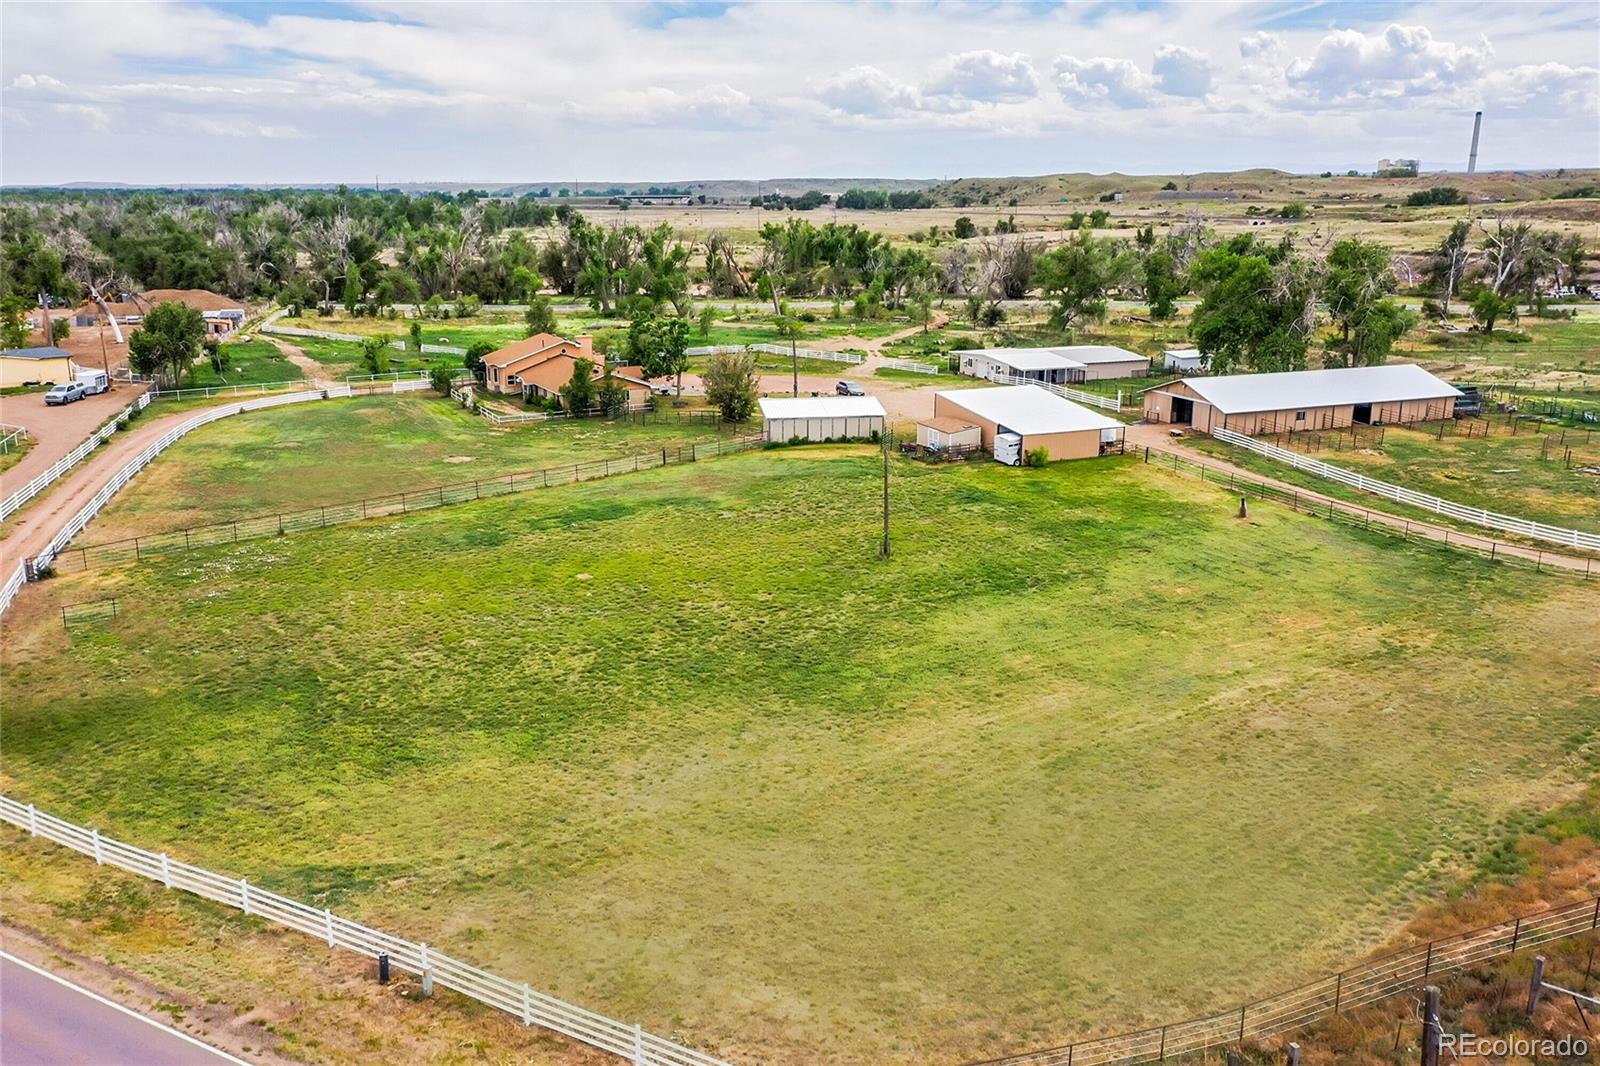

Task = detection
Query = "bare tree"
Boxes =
[53,228,132,344]
[1477,214,1543,296]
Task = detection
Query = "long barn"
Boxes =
[1141,364,1461,434]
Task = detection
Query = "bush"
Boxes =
[1024,447,1049,468]
[429,367,456,395]
[1279,202,1308,219]
[1404,186,1466,207]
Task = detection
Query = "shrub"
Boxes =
[1025,447,1049,468]
[1279,202,1308,219]
[429,367,456,395]
[1404,186,1466,207]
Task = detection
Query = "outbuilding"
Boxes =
[760,395,886,442]
[1162,348,1206,373]
[1142,364,1462,435]
[953,345,1149,384]
[0,346,79,388]
[915,416,982,454]
[934,386,1124,465]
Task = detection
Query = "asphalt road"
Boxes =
[1,953,247,1066]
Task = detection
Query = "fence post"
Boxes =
[420,942,433,997]
[241,877,252,915]
[1423,940,1433,977]
[521,983,533,1026]
[26,803,38,836]
[1238,1003,1247,1044]
[1420,984,1441,1065]
[325,908,335,947]
[1512,916,1522,953]
[1287,1042,1300,1066]
[160,852,173,888]
[1527,954,1546,1014]
[1334,971,1342,1013]
[91,828,103,864]
[633,1023,646,1065]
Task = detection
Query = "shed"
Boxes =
[916,416,982,453]
[1142,364,1462,435]
[0,346,79,388]
[953,344,1148,384]
[760,395,886,442]
[933,386,1124,465]
[1162,348,1206,373]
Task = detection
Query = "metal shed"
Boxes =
[759,395,887,442]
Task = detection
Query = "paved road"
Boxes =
[0,953,247,1065]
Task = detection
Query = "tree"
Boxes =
[1189,236,1318,374]
[702,349,757,422]
[524,294,557,336]
[127,301,206,385]
[1470,289,1517,334]
[359,334,391,375]
[595,365,630,417]
[409,321,422,352]
[342,263,364,312]
[628,315,690,397]
[1034,228,1135,328]
[1426,220,1472,316]
[51,316,71,345]
[429,366,457,395]
[1144,251,1182,321]
[1279,202,1308,219]
[953,216,977,239]
[697,306,714,339]
[1323,238,1411,367]
[560,356,597,413]
[203,335,228,373]
[1405,187,1466,207]
[464,340,494,381]
[0,296,31,350]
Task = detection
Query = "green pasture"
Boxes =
[5,448,1598,1063]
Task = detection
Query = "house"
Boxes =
[1141,364,1462,435]
[759,396,886,442]
[1162,348,1206,373]
[933,386,1124,465]
[916,416,982,453]
[0,346,81,388]
[479,333,601,402]
[75,289,247,336]
[953,345,1149,384]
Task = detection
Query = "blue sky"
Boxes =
[2,1,1595,185]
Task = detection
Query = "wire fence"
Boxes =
[1212,427,1600,552]
[1,392,152,522]
[55,433,764,574]
[61,597,118,627]
[27,389,349,577]
[0,795,729,1066]
[966,894,1600,1066]
[1142,446,1596,578]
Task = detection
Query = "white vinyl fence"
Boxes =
[992,372,1122,412]
[1213,427,1600,552]
[0,560,25,617]
[1,393,152,522]
[150,380,311,401]
[0,421,27,453]
[879,357,939,375]
[687,344,863,366]
[0,795,729,1066]
[30,389,349,573]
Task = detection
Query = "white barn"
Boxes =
[759,396,886,442]
[954,345,1149,384]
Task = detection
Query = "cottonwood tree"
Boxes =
[359,334,391,375]
[560,357,597,413]
[524,294,558,336]
[1034,228,1136,329]
[1189,235,1320,374]
[128,301,206,385]
[1477,214,1544,296]
[627,314,690,396]
[1143,250,1182,320]
[1323,238,1413,367]
[1426,220,1472,316]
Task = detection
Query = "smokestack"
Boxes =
[1467,111,1483,174]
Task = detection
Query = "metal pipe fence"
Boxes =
[56,434,764,575]
[1212,427,1600,552]
[966,895,1600,1066]
[0,795,728,1066]
[1143,446,1595,577]
[1,393,152,522]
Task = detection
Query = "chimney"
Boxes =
[575,334,597,366]
[1467,111,1482,174]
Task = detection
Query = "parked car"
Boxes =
[836,380,865,396]
[45,381,88,405]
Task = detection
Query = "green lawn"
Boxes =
[1188,423,1600,535]
[75,395,733,542]
[5,450,1598,1064]
[183,339,302,389]
[1405,318,1600,375]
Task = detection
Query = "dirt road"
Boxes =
[264,336,334,386]
[0,385,151,504]
[1125,421,1599,576]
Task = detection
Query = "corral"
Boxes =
[5,407,1598,1064]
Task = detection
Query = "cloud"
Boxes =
[1052,55,1153,108]
[1285,24,1493,102]
[10,73,64,90]
[1151,45,1214,97]
[1479,62,1599,114]
[816,65,921,116]
[1238,31,1282,60]
[924,50,1039,104]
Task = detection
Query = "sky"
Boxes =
[1,0,1596,186]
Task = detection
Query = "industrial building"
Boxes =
[953,345,1149,384]
[1141,364,1462,434]
[759,395,886,442]
[933,386,1124,465]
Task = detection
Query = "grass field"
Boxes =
[5,448,1598,1064]
[184,339,303,389]
[75,396,731,542]
[1187,423,1600,535]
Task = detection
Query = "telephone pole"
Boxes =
[879,429,891,558]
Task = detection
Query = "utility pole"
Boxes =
[879,428,891,559]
